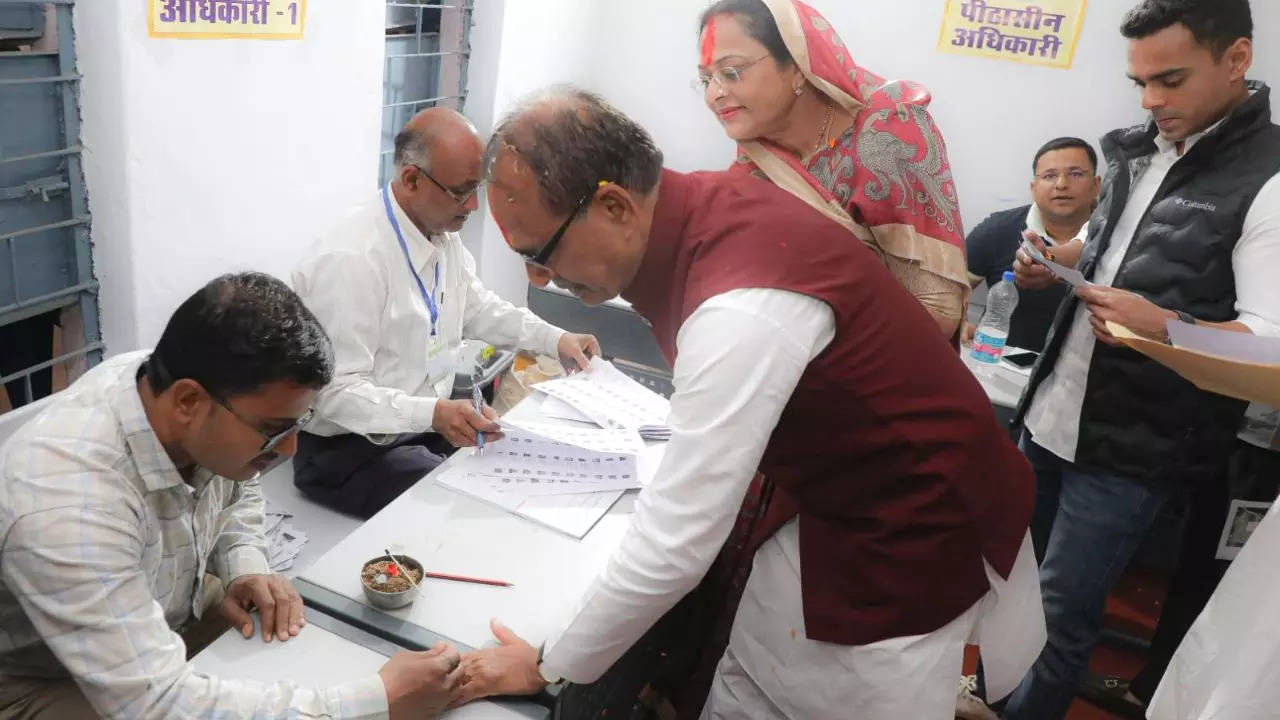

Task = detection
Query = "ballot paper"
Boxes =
[467,422,642,494]
[539,394,596,424]
[503,419,646,455]
[533,357,671,437]
[437,420,645,538]
[1021,238,1092,288]
[438,472,625,539]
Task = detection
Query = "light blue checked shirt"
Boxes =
[0,352,387,718]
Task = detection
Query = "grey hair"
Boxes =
[393,126,432,171]
[484,85,664,217]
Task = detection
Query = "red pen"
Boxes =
[423,571,513,588]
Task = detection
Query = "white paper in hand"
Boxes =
[1022,239,1092,289]
[1167,319,1280,365]
[533,357,670,432]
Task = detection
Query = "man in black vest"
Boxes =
[1003,1,1280,718]
[964,137,1100,353]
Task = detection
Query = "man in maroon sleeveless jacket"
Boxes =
[454,88,1044,719]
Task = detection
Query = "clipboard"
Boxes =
[1105,321,1280,406]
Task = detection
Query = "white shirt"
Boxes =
[294,189,566,438]
[0,352,387,719]
[1025,203,1090,245]
[1148,499,1280,720]
[541,288,835,681]
[1026,120,1280,462]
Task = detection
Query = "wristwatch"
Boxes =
[536,643,563,685]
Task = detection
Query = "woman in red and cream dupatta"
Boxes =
[700,0,970,339]
[688,2,1044,718]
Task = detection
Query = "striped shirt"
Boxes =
[0,351,387,718]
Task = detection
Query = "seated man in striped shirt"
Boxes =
[0,273,462,719]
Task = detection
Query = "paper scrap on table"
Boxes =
[1021,239,1092,288]
[262,499,308,572]
[1168,320,1280,366]
[267,526,308,572]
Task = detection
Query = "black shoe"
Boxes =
[1078,673,1147,720]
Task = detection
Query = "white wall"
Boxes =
[74,0,1280,335]
[465,0,1280,303]
[77,1,385,354]
[460,0,602,305]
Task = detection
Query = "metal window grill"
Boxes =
[379,0,473,186]
[0,0,101,414]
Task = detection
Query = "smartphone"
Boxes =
[1000,350,1038,372]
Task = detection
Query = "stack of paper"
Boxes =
[1106,320,1280,407]
[264,500,308,572]
[533,358,672,440]
[438,420,649,538]
[445,422,644,496]
[1168,321,1280,365]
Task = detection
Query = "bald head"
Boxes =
[484,86,665,306]
[391,107,484,235]
[485,86,664,217]
[394,106,483,173]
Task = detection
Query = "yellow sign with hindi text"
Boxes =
[148,0,306,40]
[937,0,1087,69]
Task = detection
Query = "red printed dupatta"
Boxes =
[731,0,971,317]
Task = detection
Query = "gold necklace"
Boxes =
[813,101,834,154]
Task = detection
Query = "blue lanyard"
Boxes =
[383,184,441,336]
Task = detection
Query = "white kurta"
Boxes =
[1147,500,1280,720]
[539,287,1044,718]
[702,523,1042,720]
[292,189,565,439]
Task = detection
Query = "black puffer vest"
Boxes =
[1015,82,1280,487]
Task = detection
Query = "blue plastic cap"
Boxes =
[1002,270,1015,283]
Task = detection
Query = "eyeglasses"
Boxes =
[1036,168,1091,184]
[693,55,770,93]
[414,164,479,205]
[213,396,315,455]
[514,188,595,269]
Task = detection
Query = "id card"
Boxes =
[425,340,456,387]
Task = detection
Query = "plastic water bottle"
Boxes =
[970,271,1019,365]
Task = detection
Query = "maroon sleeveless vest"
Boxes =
[623,169,1034,645]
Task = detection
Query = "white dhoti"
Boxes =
[1147,501,1280,720]
[701,520,1044,719]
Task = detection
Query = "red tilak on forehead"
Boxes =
[700,16,717,67]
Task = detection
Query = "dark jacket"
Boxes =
[965,204,1070,352]
[1016,82,1280,487]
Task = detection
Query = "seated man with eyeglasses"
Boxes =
[0,272,466,718]
[962,137,1102,352]
[292,107,599,518]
